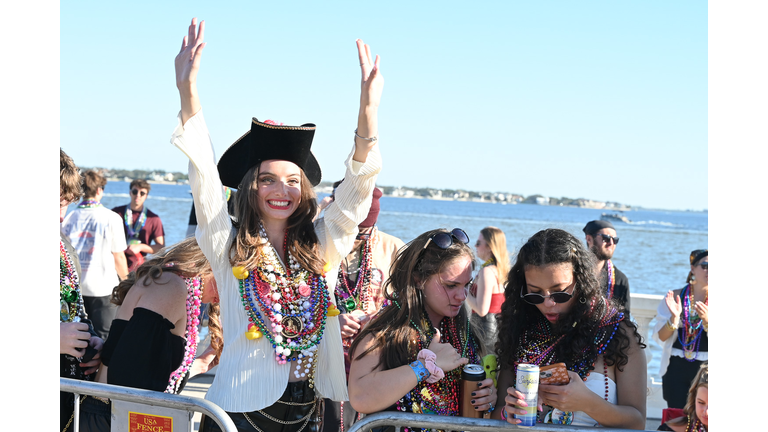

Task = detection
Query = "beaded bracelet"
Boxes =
[354,128,378,142]
[409,360,430,383]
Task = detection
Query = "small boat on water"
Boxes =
[601,212,631,224]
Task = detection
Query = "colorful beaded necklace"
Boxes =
[393,301,481,421]
[165,276,203,394]
[77,199,102,209]
[686,416,706,432]
[124,206,148,241]
[604,260,615,300]
[60,240,86,323]
[678,283,707,361]
[481,258,495,269]
[336,226,378,315]
[234,225,330,385]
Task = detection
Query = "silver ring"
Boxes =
[488,402,495,412]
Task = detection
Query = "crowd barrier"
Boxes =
[60,378,237,432]
[347,411,648,432]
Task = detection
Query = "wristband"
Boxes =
[665,318,679,331]
[417,349,445,383]
[500,406,508,421]
[409,360,430,384]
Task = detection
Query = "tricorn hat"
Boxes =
[217,118,322,188]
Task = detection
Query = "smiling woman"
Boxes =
[493,228,647,429]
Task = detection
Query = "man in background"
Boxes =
[584,219,631,314]
[62,170,129,339]
[111,179,165,271]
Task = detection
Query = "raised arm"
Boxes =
[175,18,206,126]
[352,39,383,164]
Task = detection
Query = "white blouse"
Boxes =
[171,110,382,412]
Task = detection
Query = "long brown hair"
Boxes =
[351,228,477,371]
[228,164,324,273]
[111,237,222,363]
[480,226,510,286]
[670,362,708,426]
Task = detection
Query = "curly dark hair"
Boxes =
[495,228,645,373]
[350,228,478,371]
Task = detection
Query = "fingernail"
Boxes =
[477,382,483,387]
[474,406,480,410]
[471,392,476,397]
[471,400,475,404]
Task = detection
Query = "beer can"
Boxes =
[515,364,540,427]
[459,364,485,418]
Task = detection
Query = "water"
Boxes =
[78,181,708,377]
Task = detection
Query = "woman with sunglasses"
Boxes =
[348,228,497,429]
[466,226,510,350]
[75,237,221,432]
[654,249,708,409]
[493,228,646,429]
[171,18,383,432]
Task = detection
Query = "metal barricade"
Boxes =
[347,411,647,432]
[61,378,237,432]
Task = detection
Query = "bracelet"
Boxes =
[665,318,679,331]
[500,406,508,421]
[354,128,378,142]
[409,360,430,383]
[417,349,445,383]
[702,322,708,332]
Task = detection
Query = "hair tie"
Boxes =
[417,349,445,383]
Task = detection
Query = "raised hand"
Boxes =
[695,301,708,327]
[356,39,383,110]
[427,328,468,372]
[175,18,206,123]
[664,291,682,322]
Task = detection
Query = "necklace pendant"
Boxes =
[60,300,70,321]
[345,298,357,311]
[281,316,304,338]
[684,350,695,360]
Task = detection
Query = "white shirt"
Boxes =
[171,110,382,412]
[61,205,127,297]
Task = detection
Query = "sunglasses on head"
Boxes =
[520,283,575,305]
[598,233,619,245]
[423,228,470,250]
[131,189,147,197]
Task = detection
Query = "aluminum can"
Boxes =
[514,364,540,427]
[459,364,485,418]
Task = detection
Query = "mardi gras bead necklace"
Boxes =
[166,276,203,394]
[60,240,86,323]
[481,258,495,269]
[605,260,615,300]
[77,199,102,209]
[686,416,706,432]
[678,283,707,361]
[392,302,480,420]
[336,227,378,315]
[124,206,148,241]
[234,225,330,385]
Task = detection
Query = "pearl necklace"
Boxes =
[165,276,203,394]
[233,224,330,385]
[60,240,86,323]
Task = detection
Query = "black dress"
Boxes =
[78,308,186,432]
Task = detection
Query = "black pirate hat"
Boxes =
[217,118,322,188]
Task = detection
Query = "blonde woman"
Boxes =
[466,227,510,347]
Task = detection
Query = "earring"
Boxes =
[690,275,696,284]
[579,296,587,304]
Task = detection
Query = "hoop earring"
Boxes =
[579,296,587,304]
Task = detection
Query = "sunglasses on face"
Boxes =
[131,189,147,197]
[423,228,470,250]
[697,262,708,271]
[520,283,575,305]
[598,233,619,245]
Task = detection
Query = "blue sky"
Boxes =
[61,1,707,210]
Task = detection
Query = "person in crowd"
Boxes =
[654,249,708,409]
[60,149,103,432]
[62,170,129,339]
[348,228,497,430]
[494,228,646,429]
[465,226,510,350]
[112,179,165,271]
[186,186,236,238]
[171,18,383,432]
[583,220,631,314]
[76,237,221,431]
[322,183,406,432]
[657,362,708,431]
